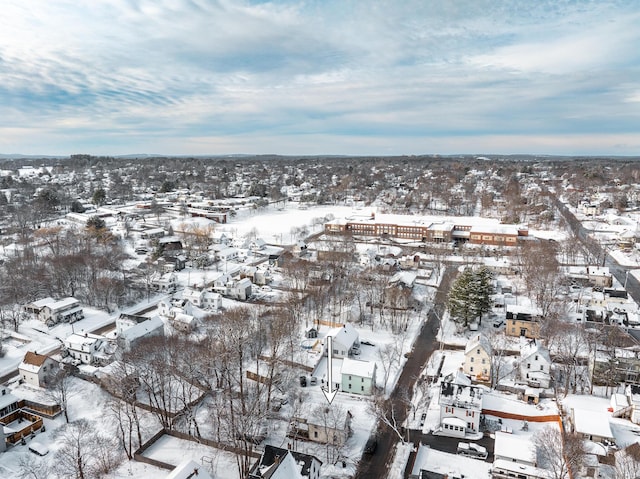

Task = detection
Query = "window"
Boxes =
[470,366,474,372]
[348,375,352,380]
[527,363,531,369]
[361,378,364,382]
[470,357,474,363]
[476,349,480,354]
[481,358,485,364]
[540,365,544,371]
[348,384,352,390]
[535,355,538,361]
[361,386,364,392]
[314,431,318,438]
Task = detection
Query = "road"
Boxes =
[354,266,457,479]
[554,196,640,302]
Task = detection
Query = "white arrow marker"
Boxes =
[322,335,337,404]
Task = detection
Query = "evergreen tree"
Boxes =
[447,267,495,329]
[470,266,495,324]
[92,187,106,206]
[447,268,476,328]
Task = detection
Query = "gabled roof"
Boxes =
[520,339,551,363]
[22,351,51,367]
[327,323,359,349]
[341,358,376,379]
[249,445,321,479]
[464,334,491,355]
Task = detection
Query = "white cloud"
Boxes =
[0,0,638,155]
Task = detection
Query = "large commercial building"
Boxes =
[325,212,528,246]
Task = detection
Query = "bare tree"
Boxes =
[46,365,76,423]
[534,426,586,479]
[17,454,50,479]
[615,444,640,479]
[52,419,121,479]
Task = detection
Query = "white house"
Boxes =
[324,324,360,359]
[586,266,613,288]
[519,339,552,389]
[228,278,252,300]
[438,370,482,438]
[24,297,55,316]
[463,334,492,382]
[340,358,376,396]
[26,297,84,326]
[182,288,222,310]
[493,431,537,466]
[290,404,352,446]
[170,312,197,333]
[64,332,107,365]
[18,352,58,388]
[116,315,164,352]
[152,272,178,293]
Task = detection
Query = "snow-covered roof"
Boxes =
[0,388,18,411]
[411,444,491,478]
[520,339,551,363]
[262,451,304,479]
[327,323,359,349]
[494,431,536,464]
[492,459,551,479]
[65,332,104,347]
[26,297,55,309]
[119,316,164,342]
[166,459,213,479]
[43,297,80,311]
[341,358,376,379]
[464,334,491,355]
[572,409,614,440]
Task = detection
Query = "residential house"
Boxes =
[437,370,482,438]
[289,404,352,446]
[18,352,58,388]
[0,391,45,450]
[463,334,492,382]
[324,324,360,359]
[505,305,542,339]
[591,356,640,387]
[212,274,252,300]
[229,278,252,300]
[23,297,55,316]
[116,314,164,352]
[569,408,615,444]
[170,313,197,333]
[587,266,613,288]
[152,272,178,293]
[64,332,108,365]
[491,432,546,479]
[182,288,222,310]
[249,445,322,479]
[340,358,376,396]
[409,444,491,479]
[519,339,552,389]
[26,297,84,326]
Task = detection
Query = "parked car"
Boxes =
[457,442,488,460]
[299,375,307,387]
[493,320,505,329]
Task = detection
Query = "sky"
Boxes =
[0,0,639,157]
